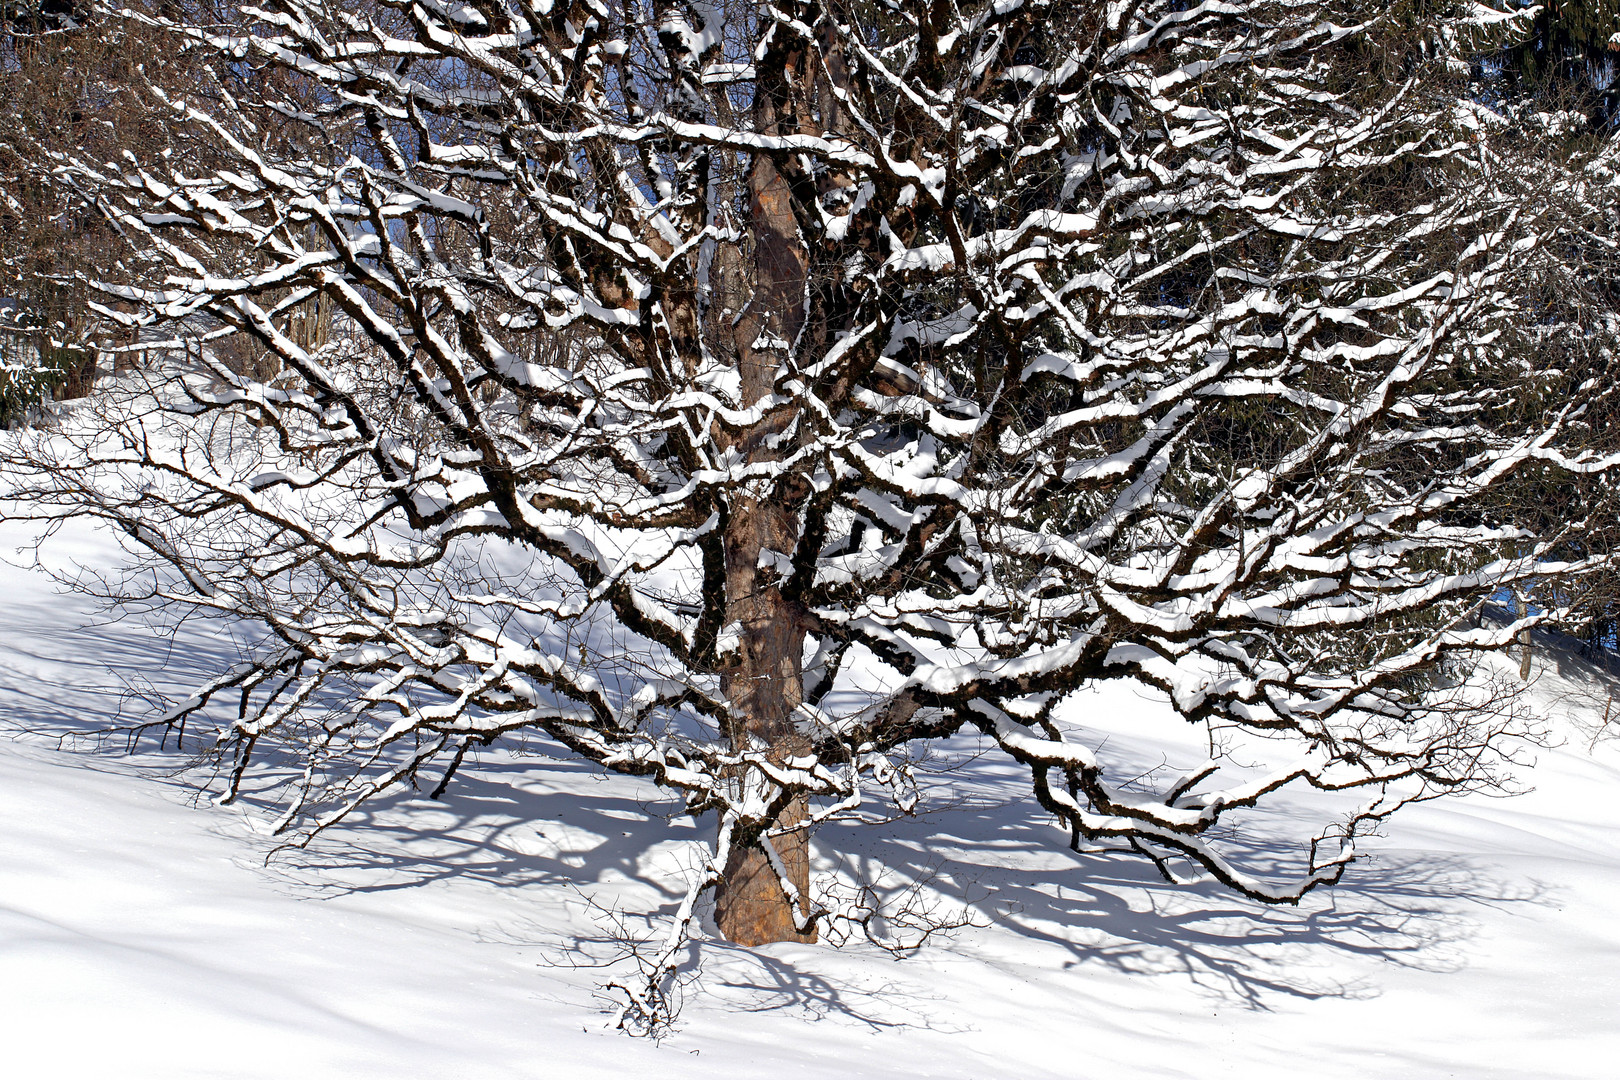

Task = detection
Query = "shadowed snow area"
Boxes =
[2,515,1618,1079]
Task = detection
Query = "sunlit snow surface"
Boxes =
[2,514,1618,1079]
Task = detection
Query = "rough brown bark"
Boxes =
[714,787,814,945]
[711,473,818,944]
[712,38,818,946]
[712,469,817,942]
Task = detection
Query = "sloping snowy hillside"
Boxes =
[3,516,1619,1080]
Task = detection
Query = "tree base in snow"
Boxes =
[715,842,818,947]
[714,798,817,947]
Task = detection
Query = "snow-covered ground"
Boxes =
[3,515,1619,1080]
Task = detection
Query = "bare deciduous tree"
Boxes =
[4,0,1619,1031]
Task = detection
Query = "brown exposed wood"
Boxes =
[712,36,818,946]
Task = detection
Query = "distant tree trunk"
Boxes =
[1517,591,1534,681]
[53,340,97,401]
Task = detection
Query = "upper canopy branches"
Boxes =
[7,0,1616,906]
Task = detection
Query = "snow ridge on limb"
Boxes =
[2,0,1615,1023]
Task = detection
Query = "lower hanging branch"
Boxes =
[605,816,734,1037]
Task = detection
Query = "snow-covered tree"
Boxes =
[5,0,1620,1029]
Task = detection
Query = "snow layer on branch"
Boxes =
[6,0,1612,912]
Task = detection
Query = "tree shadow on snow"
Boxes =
[247,738,1549,1025]
[0,579,266,767]
[0,587,1557,1027]
[0,589,928,1031]
[259,752,949,1033]
[812,749,1550,1012]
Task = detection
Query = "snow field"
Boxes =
[3,515,1619,1079]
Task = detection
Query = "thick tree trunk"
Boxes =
[712,36,817,945]
[712,469,816,944]
[715,797,813,946]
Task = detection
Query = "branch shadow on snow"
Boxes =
[264,740,1550,1024]
[0,569,261,759]
[0,575,932,1032]
[0,575,1560,1028]
[257,752,952,1034]
[816,752,1548,1012]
